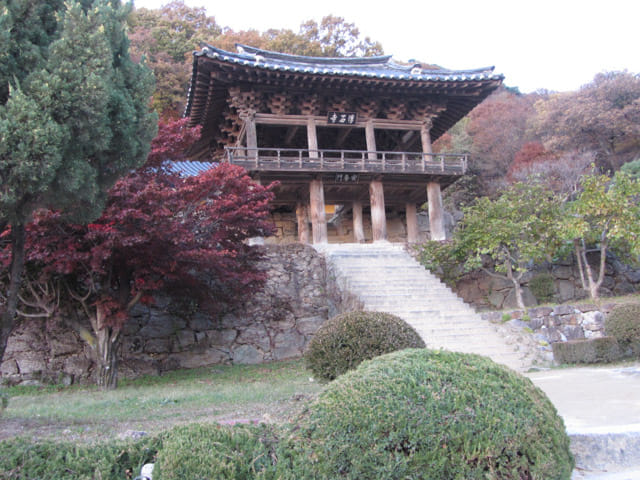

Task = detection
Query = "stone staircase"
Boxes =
[316,242,533,372]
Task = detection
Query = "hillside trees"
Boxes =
[128,1,384,117]
[1,119,276,389]
[530,71,640,171]
[0,0,156,365]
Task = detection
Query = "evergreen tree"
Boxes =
[0,0,156,363]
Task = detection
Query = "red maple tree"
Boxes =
[1,119,276,388]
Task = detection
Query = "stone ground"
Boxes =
[527,363,640,479]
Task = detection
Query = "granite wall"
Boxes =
[1,244,338,386]
[455,252,640,310]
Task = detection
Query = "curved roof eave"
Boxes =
[193,43,504,84]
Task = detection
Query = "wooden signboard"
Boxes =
[328,112,357,125]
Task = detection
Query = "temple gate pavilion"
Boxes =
[184,44,503,244]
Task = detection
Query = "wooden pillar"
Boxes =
[406,203,419,243]
[427,182,446,241]
[365,119,377,160]
[309,178,328,244]
[422,118,445,241]
[369,179,387,242]
[244,114,258,160]
[352,201,365,243]
[307,117,318,157]
[420,119,433,155]
[296,202,310,244]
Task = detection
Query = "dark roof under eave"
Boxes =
[184,44,503,155]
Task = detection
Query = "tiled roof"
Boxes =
[194,43,503,83]
[169,161,216,177]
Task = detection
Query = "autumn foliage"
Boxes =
[1,119,276,387]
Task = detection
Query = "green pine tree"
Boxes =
[0,0,157,363]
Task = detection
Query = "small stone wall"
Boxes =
[480,302,626,364]
[456,253,640,310]
[1,244,338,385]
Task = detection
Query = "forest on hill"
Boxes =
[129,1,640,204]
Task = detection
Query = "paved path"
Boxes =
[527,364,640,479]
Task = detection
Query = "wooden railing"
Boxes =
[224,147,468,175]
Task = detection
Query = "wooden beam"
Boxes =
[254,112,424,130]
[309,178,328,244]
[296,202,310,244]
[369,179,387,242]
[406,203,419,243]
[352,201,365,243]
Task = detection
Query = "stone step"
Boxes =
[317,243,532,372]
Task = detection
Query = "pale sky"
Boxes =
[132,0,639,93]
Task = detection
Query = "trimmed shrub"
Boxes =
[278,349,574,480]
[605,303,640,357]
[154,423,278,480]
[529,273,555,303]
[552,337,622,364]
[0,435,161,479]
[304,311,425,382]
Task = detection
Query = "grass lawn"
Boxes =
[0,359,322,443]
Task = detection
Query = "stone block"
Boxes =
[487,290,506,309]
[562,325,585,340]
[528,317,544,330]
[176,330,196,348]
[551,265,573,280]
[232,345,264,364]
[480,311,504,323]
[16,353,46,374]
[237,325,270,351]
[582,311,605,331]
[625,269,640,283]
[144,338,171,354]
[189,312,215,331]
[557,280,575,303]
[528,306,553,317]
[63,356,92,378]
[553,304,574,316]
[272,331,306,360]
[175,349,229,369]
[613,281,637,296]
[50,337,80,357]
[296,316,325,335]
[206,329,237,347]
[575,304,598,313]
[139,314,175,338]
[503,288,536,309]
[0,359,18,375]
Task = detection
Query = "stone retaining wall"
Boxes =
[480,302,625,364]
[1,244,336,386]
[456,253,640,310]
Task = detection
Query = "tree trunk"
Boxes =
[505,260,525,309]
[0,223,25,363]
[95,326,121,390]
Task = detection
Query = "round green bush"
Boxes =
[605,302,640,356]
[278,349,574,480]
[304,310,426,382]
[154,423,278,480]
